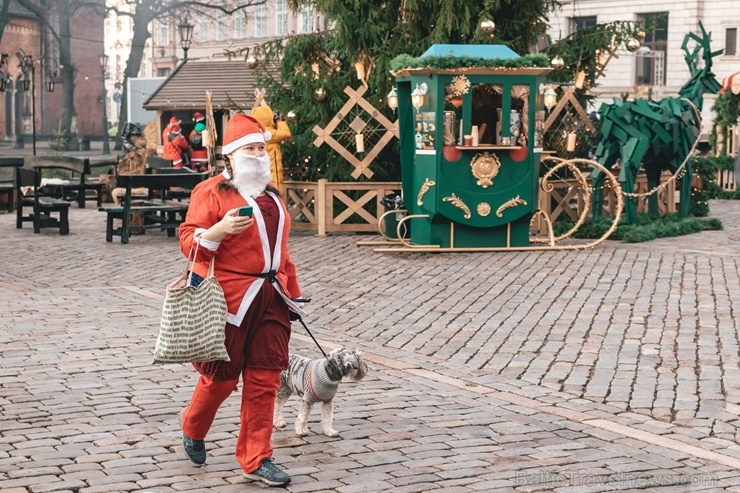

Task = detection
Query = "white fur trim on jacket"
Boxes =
[221,131,273,155]
[225,191,302,326]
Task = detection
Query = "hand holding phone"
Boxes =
[237,206,253,217]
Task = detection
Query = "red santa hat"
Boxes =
[170,124,182,134]
[169,116,182,126]
[193,111,205,122]
[222,113,272,155]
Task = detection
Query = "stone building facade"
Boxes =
[547,0,740,139]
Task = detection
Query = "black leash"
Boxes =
[296,316,327,358]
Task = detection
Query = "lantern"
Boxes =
[386,87,398,112]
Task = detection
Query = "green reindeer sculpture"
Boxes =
[591,22,722,224]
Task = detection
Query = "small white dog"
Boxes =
[273,348,368,437]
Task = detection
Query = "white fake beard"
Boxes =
[231,152,272,198]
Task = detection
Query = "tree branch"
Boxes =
[0,0,12,43]
[14,0,60,44]
[156,0,267,17]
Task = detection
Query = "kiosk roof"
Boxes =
[420,44,520,60]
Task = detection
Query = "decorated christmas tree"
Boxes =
[242,1,645,182]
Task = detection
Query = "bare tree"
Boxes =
[0,0,13,43]
[15,0,105,146]
[109,0,265,139]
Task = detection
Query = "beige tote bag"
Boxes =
[153,243,230,364]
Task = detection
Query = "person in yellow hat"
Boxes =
[251,105,291,194]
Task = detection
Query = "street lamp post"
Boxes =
[17,54,59,156]
[100,53,110,155]
[177,17,194,60]
[19,55,37,156]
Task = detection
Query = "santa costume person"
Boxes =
[162,115,181,149]
[177,113,304,487]
[162,124,189,168]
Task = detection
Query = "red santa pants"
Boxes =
[181,368,280,473]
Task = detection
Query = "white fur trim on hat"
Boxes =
[222,130,272,155]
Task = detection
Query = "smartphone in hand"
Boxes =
[238,206,253,217]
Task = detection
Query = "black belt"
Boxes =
[250,270,277,283]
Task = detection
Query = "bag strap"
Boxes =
[185,237,216,285]
[184,240,200,286]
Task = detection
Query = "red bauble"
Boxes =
[509,146,528,162]
[443,146,462,162]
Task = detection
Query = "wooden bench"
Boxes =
[146,156,173,171]
[87,156,119,204]
[30,156,107,208]
[145,166,199,201]
[99,172,207,243]
[16,167,72,234]
[0,157,24,212]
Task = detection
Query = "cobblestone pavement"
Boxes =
[0,198,739,493]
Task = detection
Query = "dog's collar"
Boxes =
[325,359,343,381]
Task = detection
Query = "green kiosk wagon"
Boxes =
[387,44,552,251]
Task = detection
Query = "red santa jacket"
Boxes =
[189,129,208,164]
[162,132,189,166]
[179,174,302,326]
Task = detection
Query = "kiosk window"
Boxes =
[471,84,502,145]
[471,83,529,146]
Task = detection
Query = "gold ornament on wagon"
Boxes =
[496,195,528,217]
[442,193,471,219]
[470,152,501,188]
[286,110,297,124]
[550,55,564,69]
[417,178,436,207]
[625,38,641,52]
[477,202,491,217]
[450,75,471,96]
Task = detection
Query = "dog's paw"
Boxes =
[295,426,309,436]
[323,428,339,437]
[274,417,286,429]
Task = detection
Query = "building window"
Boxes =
[157,21,169,46]
[157,67,171,77]
[726,28,738,56]
[196,17,208,42]
[139,50,148,78]
[275,0,288,35]
[299,5,314,33]
[570,16,596,34]
[216,12,226,41]
[116,55,122,81]
[635,13,668,85]
[254,4,266,37]
[234,9,246,38]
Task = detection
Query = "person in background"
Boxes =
[251,105,291,195]
[190,122,208,172]
[163,116,181,149]
[193,111,206,125]
[178,113,303,487]
[163,124,189,168]
[444,94,463,121]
